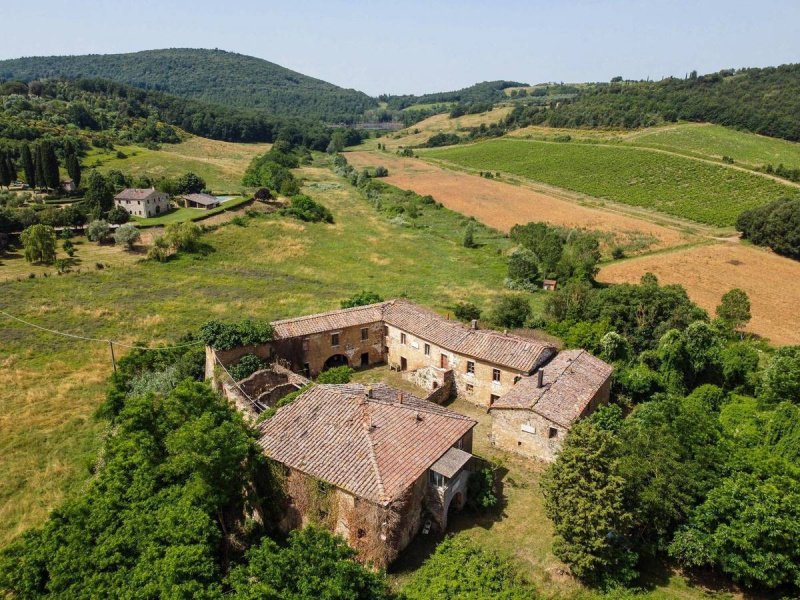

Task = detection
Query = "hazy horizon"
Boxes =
[3,0,800,96]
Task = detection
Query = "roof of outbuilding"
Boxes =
[114,187,160,201]
[490,349,613,428]
[269,300,555,373]
[183,193,219,206]
[430,447,472,479]
[257,383,475,505]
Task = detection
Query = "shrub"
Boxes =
[147,236,171,262]
[20,223,56,264]
[86,219,111,243]
[228,354,267,381]
[340,291,384,308]
[468,465,499,511]
[316,366,353,384]
[374,165,389,177]
[163,221,201,252]
[453,301,481,323]
[611,246,625,259]
[107,205,130,225]
[280,195,333,223]
[490,294,532,329]
[62,239,75,257]
[200,319,274,350]
[113,223,141,249]
[462,221,477,248]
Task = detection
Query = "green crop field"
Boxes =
[626,123,800,169]
[426,138,798,226]
[85,136,270,193]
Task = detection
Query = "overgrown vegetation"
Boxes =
[736,197,800,260]
[200,319,274,350]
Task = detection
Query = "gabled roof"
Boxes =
[271,303,386,339]
[269,300,555,373]
[430,447,472,479]
[257,383,475,505]
[383,300,555,373]
[114,187,160,201]
[183,193,219,206]
[490,349,613,428]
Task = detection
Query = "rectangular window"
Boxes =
[384,326,389,336]
[424,343,430,356]
[331,333,339,347]
[466,383,474,393]
[492,368,501,383]
[466,360,475,374]
[400,333,407,344]
[361,327,369,341]
[429,470,446,487]
[549,427,559,439]
[490,394,500,405]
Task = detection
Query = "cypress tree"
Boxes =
[5,154,16,185]
[21,144,35,189]
[0,152,9,188]
[44,143,61,190]
[34,144,47,191]
[65,147,81,188]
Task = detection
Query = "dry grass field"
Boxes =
[598,242,800,345]
[347,151,698,253]
[374,107,514,150]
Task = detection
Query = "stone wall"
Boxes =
[406,366,455,405]
[385,324,529,408]
[490,376,612,462]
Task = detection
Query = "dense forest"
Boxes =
[510,65,800,141]
[0,49,377,123]
[380,80,526,110]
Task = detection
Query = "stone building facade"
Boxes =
[489,350,613,462]
[257,383,476,567]
[113,188,171,218]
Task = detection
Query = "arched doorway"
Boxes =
[323,354,349,371]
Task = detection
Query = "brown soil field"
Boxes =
[598,242,800,345]
[347,151,695,252]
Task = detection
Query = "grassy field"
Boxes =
[0,160,514,549]
[85,136,270,192]
[425,138,798,226]
[132,195,250,226]
[626,123,800,170]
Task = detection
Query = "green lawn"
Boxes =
[84,135,270,193]
[426,138,798,226]
[132,195,251,227]
[626,123,800,170]
[0,161,512,549]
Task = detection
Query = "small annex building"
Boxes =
[182,193,220,209]
[258,382,476,567]
[489,349,613,462]
[114,188,170,218]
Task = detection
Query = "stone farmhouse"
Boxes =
[204,299,612,564]
[182,192,220,209]
[114,187,170,218]
[257,382,475,567]
[490,349,613,462]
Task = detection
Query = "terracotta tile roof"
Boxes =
[271,303,386,339]
[257,383,475,505]
[269,300,556,373]
[114,187,160,201]
[382,300,555,373]
[490,350,613,428]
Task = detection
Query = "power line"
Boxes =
[0,309,205,351]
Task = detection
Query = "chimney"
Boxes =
[415,411,422,421]
[367,386,373,399]
[398,392,404,404]
[537,369,544,388]
[471,319,478,330]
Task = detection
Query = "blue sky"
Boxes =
[3,0,799,95]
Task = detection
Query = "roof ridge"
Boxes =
[272,301,389,325]
[359,400,387,503]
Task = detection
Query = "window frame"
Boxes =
[466,360,475,374]
[361,327,369,341]
[331,333,340,347]
[492,368,501,383]
[424,343,430,356]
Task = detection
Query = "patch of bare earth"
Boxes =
[598,243,800,345]
[346,151,692,252]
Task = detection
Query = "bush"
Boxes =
[62,239,75,257]
[107,205,130,225]
[490,294,532,329]
[228,354,267,381]
[374,165,389,177]
[453,301,481,323]
[113,223,141,249]
[316,366,353,384]
[468,465,499,511]
[20,223,56,264]
[163,221,201,252]
[736,197,800,260]
[340,290,384,308]
[280,195,333,223]
[200,319,274,350]
[86,219,111,243]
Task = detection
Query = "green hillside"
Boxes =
[426,138,798,226]
[0,48,378,122]
[510,64,800,141]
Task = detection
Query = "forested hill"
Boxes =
[381,80,527,110]
[0,48,378,123]
[523,64,800,141]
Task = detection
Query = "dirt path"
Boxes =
[347,151,698,252]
